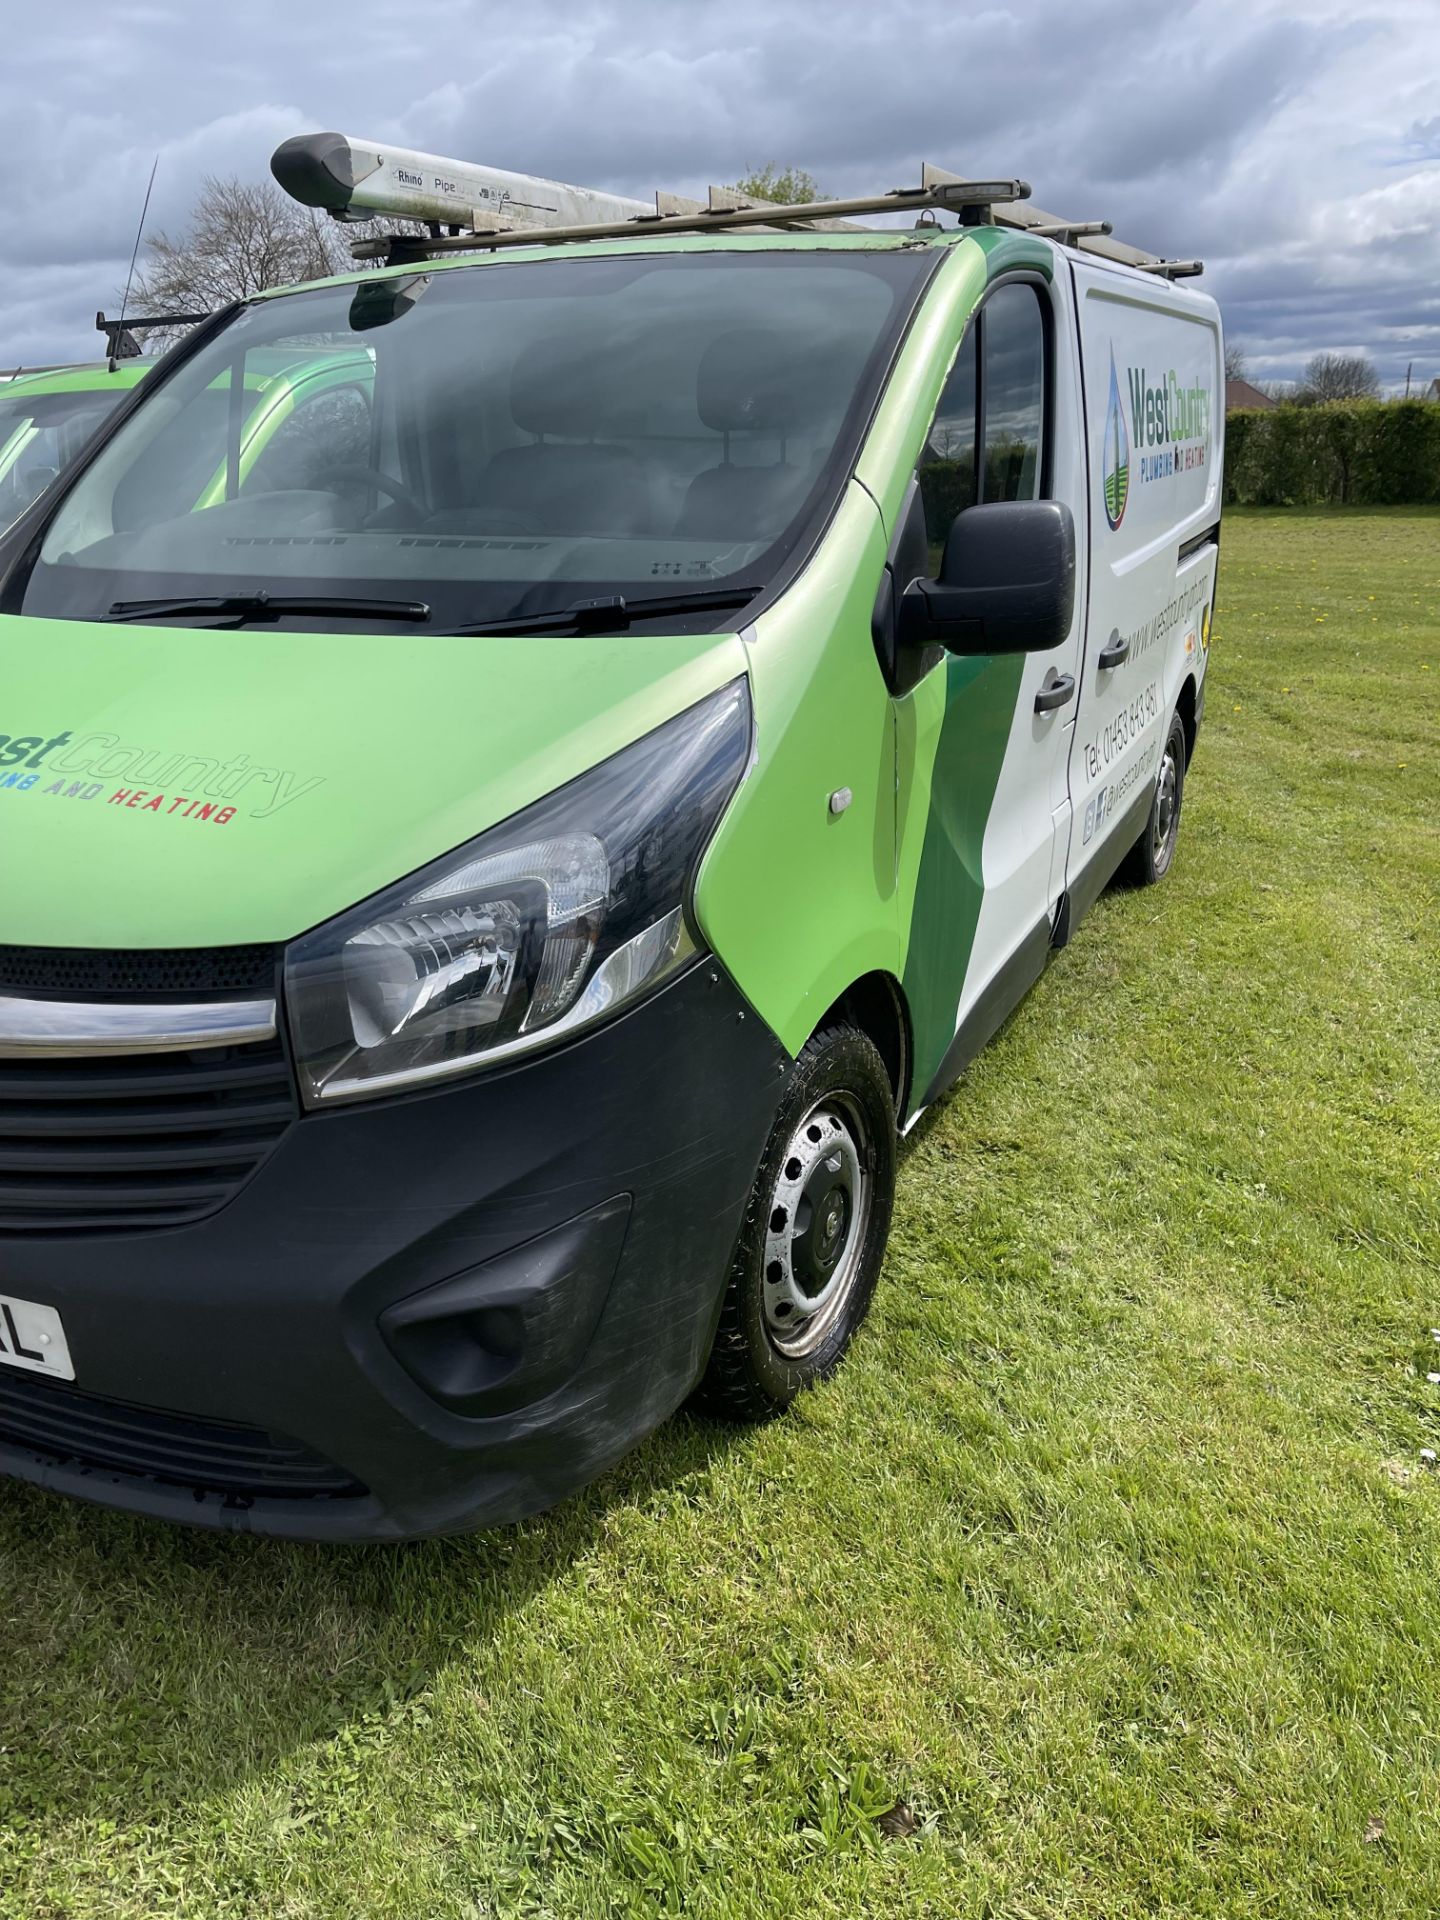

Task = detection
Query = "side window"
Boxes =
[245,384,372,494]
[918,324,977,575]
[981,282,1045,504]
[916,280,1047,573]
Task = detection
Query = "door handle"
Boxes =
[1034,671,1076,714]
[1098,633,1131,670]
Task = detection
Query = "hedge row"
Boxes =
[1223,402,1440,507]
[916,442,1037,544]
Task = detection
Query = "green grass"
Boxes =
[2,508,1438,1918]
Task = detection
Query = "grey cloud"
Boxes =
[1065,17,1339,187]
[2,0,1438,390]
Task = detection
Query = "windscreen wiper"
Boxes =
[105,592,431,624]
[439,586,763,639]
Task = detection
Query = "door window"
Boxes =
[917,279,1047,572]
[918,323,977,567]
[980,282,1045,503]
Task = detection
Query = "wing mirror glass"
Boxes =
[899,499,1076,655]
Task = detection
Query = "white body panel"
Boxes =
[928,245,1221,1102]
[955,260,1089,1032]
[1065,259,1222,885]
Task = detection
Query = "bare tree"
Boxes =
[122,175,425,348]
[128,177,344,324]
[1294,351,1381,405]
[729,165,823,205]
[1224,340,1248,382]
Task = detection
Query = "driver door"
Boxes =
[896,271,1088,1109]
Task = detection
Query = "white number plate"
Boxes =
[0,1294,75,1382]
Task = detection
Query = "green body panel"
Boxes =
[693,484,899,1049]
[0,619,743,947]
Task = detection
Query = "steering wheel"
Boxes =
[311,463,425,518]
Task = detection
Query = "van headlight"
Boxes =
[284,679,751,1106]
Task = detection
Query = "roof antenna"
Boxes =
[111,154,159,373]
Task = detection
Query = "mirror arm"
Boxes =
[899,577,988,652]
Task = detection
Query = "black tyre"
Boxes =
[1119,710,1187,887]
[694,1024,897,1422]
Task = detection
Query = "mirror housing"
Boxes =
[899,499,1076,655]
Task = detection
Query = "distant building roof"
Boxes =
[1226,378,1277,411]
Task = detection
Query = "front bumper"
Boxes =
[0,961,788,1539]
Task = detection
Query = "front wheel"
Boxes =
[694,1025,897,1422]
[1120,710,1187,887]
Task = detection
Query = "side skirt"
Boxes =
[1050,784,1151,950]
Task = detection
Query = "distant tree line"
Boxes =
[1226,342,1432,407]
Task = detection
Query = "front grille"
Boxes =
[0,1036,297,1235]
[0,1369,364,1501]
[0,944,279,998]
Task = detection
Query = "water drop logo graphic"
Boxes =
[1102,351,1130,530]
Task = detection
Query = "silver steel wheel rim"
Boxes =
[762,1093,872,1359]
[1152,746,1179,872]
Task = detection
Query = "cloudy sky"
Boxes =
[4,0,1438,388]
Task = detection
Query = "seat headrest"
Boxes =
[697,329,847,435]
[510,333,615,438]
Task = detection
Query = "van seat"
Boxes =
[675,328,841,542]
[467,333,661,537]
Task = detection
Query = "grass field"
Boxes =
[1,509,1437,1919]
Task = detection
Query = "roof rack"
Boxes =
[916,165,1203,278]
[95,309,210,362]
[269,133,1202,280]
[347,176,1036,264]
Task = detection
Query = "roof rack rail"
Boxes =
[346,176,1034,265]
[95,309,210,362]
[268,133,1202,279]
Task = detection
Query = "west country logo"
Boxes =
[1102,350,1131,531]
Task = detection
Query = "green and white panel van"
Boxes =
[0,366,146,533]
[0,221,1221,1538]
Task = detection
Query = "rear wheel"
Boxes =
[1120,710,1187,887]
[695,1024,896,1421]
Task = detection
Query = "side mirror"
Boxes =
[899,499,1076,655]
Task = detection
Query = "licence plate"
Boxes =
[0,1294,75,1382]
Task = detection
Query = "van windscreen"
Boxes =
[13,251,930,633]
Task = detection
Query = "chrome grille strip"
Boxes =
[0,994,277,1058]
